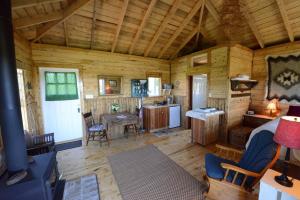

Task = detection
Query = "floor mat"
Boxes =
[56,140,82,151]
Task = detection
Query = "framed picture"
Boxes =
[109,80,117,87]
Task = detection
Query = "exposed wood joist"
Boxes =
[14,11,63,29]
[171,26,198,59]
[63,21,69,47]
[275,0,294,42]
[143,0,182,57]
[12,0,63,10]
[111,0,130,53]
[90,0,97,49]
[196,0,206,46]
[32,0,91,43]
[241,4,264,48]
[158,0,203,58]
[205,0,220,24]
[128,0,158,54]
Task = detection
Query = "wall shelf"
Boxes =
[230,79,258,92]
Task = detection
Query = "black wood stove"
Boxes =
[0,1,64,199]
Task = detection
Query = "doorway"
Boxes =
[192,74,208,109]
[39,68,83,143]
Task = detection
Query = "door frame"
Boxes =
[38,67,84,143]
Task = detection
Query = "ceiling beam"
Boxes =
[241,4,264,48]
[158,0,203,58]
[275,0,294,42]
[14,11,63,29]
[143,0,182,57]
[111,0,130,53]
[171,26,198,59]
[196,0,206,46]
[205,0,220,24]
[63,21,69,47]
[12,0,63,10]
[90,0,97,49]
[128,0,158,54]
[32,0,91,43]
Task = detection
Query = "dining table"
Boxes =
[101,112,139,139]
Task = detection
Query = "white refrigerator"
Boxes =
[169,105,181,128]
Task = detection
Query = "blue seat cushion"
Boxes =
[88,124,104,132]
[205,153,237,180]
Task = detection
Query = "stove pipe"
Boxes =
[0,0,28,173]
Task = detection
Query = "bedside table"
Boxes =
[243,114,276,128]
[259,169,300,200]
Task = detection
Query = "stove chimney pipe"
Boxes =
[0,0,28,173]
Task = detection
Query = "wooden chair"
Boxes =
[82,112,109,146]
[204,130,281,200]
[124,108,140,138]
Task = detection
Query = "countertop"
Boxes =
[143,104,180,109]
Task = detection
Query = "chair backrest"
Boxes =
[238,130,280,187]
[82,112,95,128]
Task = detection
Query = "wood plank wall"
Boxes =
[31,44,170,132]
[250,41,300,115]
[14,33,40,134]
[170,45,230,129]
[227,45,253,130]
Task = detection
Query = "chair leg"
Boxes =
[104,130,110,147]
[86,132,90,146]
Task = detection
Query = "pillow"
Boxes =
[287,105,300,117]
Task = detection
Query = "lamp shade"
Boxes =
[267,102,277,111]
[274,116,300,149]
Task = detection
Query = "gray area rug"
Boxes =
[63,174,100,200]
[108,145,207,200]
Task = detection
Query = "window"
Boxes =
[45,72,78,101]
[191,53,209,67]
[17,69,29,131]
[148,77,161,97]
[98,75,122,96]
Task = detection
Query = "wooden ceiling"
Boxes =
[12,0,300,59]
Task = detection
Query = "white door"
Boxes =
[192,74,208,109]
[39,68,83,143]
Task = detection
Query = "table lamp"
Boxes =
[267,101,277,117]
[273,116,300,187]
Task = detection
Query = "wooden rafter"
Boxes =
[90,0,97,49]
[111,0,130,53]
[276,0,294,42]
[12,0,63,10]
[241,4,264,48]
[14,11,63,29]
[158,0,203,58]
[144,0,182,57]
[171,26,198,59]
[205,0,220,24]
[32,0,91,43]
[196,0,206,45]
[63,21,69,46]
[128,0,158,54]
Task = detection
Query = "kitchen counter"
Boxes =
[143,104,180,109]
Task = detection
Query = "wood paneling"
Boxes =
[31,43,170,133]
[143,107,169,132]
[250,41,300,114]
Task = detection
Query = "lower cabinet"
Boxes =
[144,107,169,132]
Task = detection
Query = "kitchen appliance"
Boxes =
[169,105,181,128]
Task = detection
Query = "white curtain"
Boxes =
[192,75,208,109]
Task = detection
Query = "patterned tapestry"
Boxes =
[267,55,300,102]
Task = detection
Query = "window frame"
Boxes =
[45,71,79,101]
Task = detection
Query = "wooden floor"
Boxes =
[57,129,212,200]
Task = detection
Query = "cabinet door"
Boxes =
[158,107,168,128]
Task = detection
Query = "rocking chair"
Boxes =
[204,130,281,200]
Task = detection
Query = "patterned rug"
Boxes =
[63,174,100,200]
[108,145,207,200]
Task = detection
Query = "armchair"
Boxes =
[204,130,281,200]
